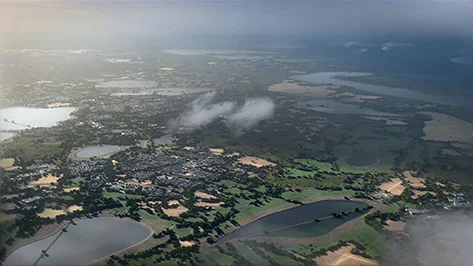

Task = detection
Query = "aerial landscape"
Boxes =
[1,1,473,266]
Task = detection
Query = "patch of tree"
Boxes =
[365,210,401,232]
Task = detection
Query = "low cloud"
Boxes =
[227,98,275,132]
[171,92,235,128]
[344,42,368,53]
[171,92,274,132]
[344,41,362,48]
[381,42,413,51]
[382,212,473,266]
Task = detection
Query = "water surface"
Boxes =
[0,132,14,141]
[76,145,121,158]
[4,217,151,266]
[0,107,75,131]
[294,72,467,105]
[218,200,367,242]
[96,80,156,88]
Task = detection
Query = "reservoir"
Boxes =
[0,132,14,141]
[96,80,156,89]
[0,107,75,131]
[218,200,367,242]
[294,72,468,105]
[76,145,121,158]
[4,217,151,266]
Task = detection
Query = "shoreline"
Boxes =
[217,196,380,243]
[69,145,127,161]
[3,216,152,266]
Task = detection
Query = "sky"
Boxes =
[1,1,473,48]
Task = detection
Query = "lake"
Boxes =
[76,145,121,158]
[297,99,403,117]
[4,217,151,266]
[218,200,367,242]
[96,80,156,89]
[0,132,14,141]
[111,88,215,96]
[0,107,75,131]
[294,72,467,105]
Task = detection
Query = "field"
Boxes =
[28,173,63,188]
[38,208,67,218]
[403,171,426,188]
[38,205,83,218]
[162,200,189,217]
[384,220,406,232]
[378,178,405,195]
[314,244,378,266]
[420,111,473,144]
[268,80,338,97]
[237,156,276,168]
[294,158,336,173]
[4,136,63,160]
[0,158,15,169]
[332,125,410,173]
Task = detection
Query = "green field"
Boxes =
[4,136,63,161]
[282,189,355,202]
[294,158,336,173]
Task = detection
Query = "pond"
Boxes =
[4,217,151,266]
[111,87,215,96]
[218,200,367,242]
[76,145,121,158]
[95,80,156,89]
[0,107,75,131]
[293,72,467,105]
[296,99,402,117]
[346,153,380,167]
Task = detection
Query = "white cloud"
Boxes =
[381,42,413,51]
[227,98,275,132]
[171,93,275,132]
[344,41,362,48]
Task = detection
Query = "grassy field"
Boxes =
[233,242,271,266]
[420,111,473,144]
[199,247,235,265]
[282,189,355,202]
[294,158,336,173]
[234,197,290,222]
[174,227,193,238]
[4,136,63,160]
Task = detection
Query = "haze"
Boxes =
[2,1,473,49]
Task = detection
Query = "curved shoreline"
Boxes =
[217,197,370,243]
[70,145,127,161]
[4,220,69,261]
[220,198,384,246]
[86,219,153,266]
[3,216,152,266]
